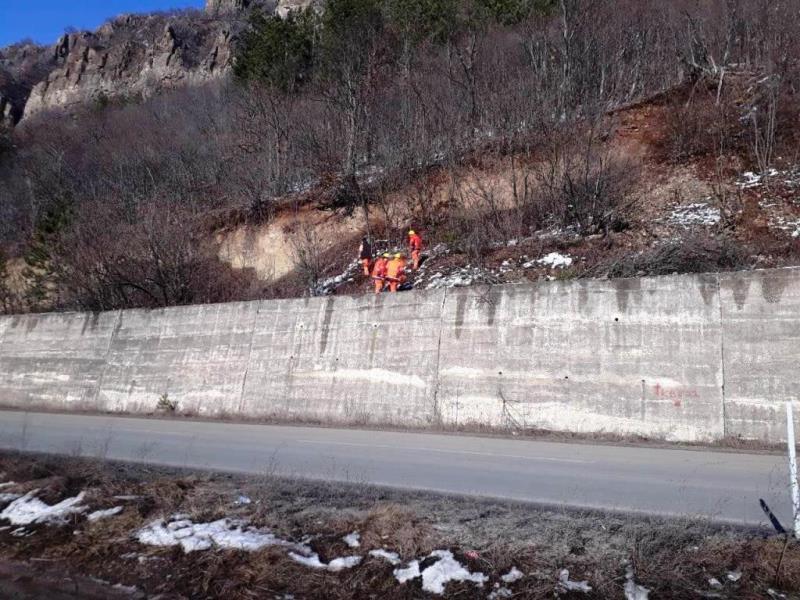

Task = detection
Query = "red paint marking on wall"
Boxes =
[653,383,698,404]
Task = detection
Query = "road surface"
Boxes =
[0,411,793,527]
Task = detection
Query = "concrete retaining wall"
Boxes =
[0,268,798,443]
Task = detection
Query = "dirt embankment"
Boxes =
[212,83,800,302]
[0,452,797,599]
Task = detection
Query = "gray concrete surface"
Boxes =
[437,277,724,442]
[720,269,800,442]
[0,411,791,527]
[0,311,120,409]
[99,302,259,415]
[241,291,444,425]
[0,268,798,443]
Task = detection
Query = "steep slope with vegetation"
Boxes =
[1,0,799,314]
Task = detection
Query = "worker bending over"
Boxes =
[386,253,407,292]
[408,230,423,271]
[371,253,390,294]
[358,237,373,277]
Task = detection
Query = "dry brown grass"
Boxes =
[0,452,798,599]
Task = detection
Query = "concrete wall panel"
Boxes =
[1,268,798,443]
[437,276,724,442]
[720,268,800,442]
[0,311,120,409]
[98,302,258,415]
[241,291,445,425]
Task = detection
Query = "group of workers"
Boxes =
[359,230,424,294]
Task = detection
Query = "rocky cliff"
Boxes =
[22,11,238,120]
[0,0,317,124]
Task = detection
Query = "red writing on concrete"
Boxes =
[653,383,699,408]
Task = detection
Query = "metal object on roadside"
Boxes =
[787,401,800,538]
[759,498,786,535]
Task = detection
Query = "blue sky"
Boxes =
[0,0,205,48]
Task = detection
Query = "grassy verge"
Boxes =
[0,451,797,599]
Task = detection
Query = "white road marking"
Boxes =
[295,439,591,464]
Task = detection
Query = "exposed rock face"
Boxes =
[23,13,236,120]
[276,0,321,18]
[205,0,258,14]
[0,0,319,122]
[0,43,53,125]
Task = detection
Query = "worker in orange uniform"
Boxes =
[358,236,373,277]
[371,253,390,294]
[408,230,423,271]
[385,253,407,293]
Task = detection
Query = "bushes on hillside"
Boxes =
[2,0,800,311]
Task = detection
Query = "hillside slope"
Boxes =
[1,0,799,313]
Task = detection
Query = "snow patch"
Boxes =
[557,569,592,593]
[501,567,524,583]
[0,490,87,525]
[532,252,574,269]
[369,549,401,565]
[421,551,488,594]
[736,169,780,188]
[395,550,487,595]
[313,259,361,296]
[87,506,123,522]
[0,493,21,504]
[624,566,650,600]
[394,560,421,583]
[489,587,513,599]
[342,531,360,548]
[137,517,306,554]
[288,551,362,571]
[667,202,721,227]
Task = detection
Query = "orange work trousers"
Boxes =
[373,278,385,294]
[411,250,421,270]
[361,258,371,276]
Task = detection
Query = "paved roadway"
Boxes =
[0,411,793,528]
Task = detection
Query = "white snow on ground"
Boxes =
[727,570,742,582]
[288,552,362,571]
[488,586,513,599]
[0,490,87,525]
[0,493,21,503]
[624,566,650,600]
[394,560,421,583]
[557,569,592,593]
[0,482,16,489]
[137,517,307,554]
[501,567,524,583]
[312,259,360,296]
[87,506,123,522]
[394,550,487,595]
[423,265,497,289]
[421,551,488,594]
[762,211,800,238]
[342,531,361,548]
[667,202,721,227]
[523,252,573,269]
[369,549,401,565]
[736,169,780,188]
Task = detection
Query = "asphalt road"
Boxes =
[0,411,793,528]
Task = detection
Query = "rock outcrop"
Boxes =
[0,43,53,125]
[22,13,237,120]
[0,0,322,122]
